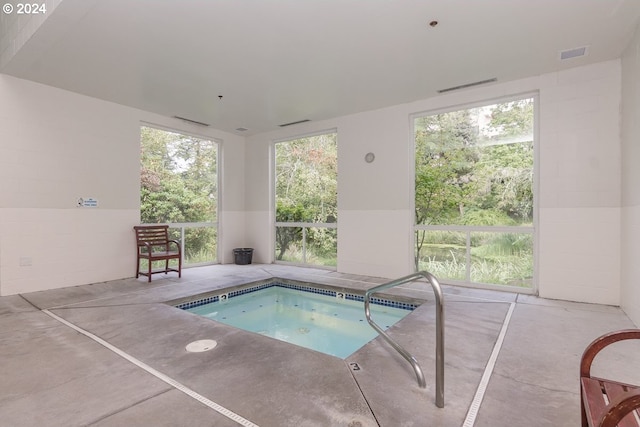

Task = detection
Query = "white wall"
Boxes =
[245,110,416,277]
[537,62,622,305]
[0,59,626,306]
[243,136,271,264]
[621,22,640,326]
[246,60,623,304]
[0,74,245,295]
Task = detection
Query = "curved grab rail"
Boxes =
[364,271,444,408]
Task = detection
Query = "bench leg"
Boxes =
[581,395,588,427]
[136,256,140,278]
[147,258,152,282]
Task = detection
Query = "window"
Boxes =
[414,97,535,289]
[140,126,218,266]
[274,132,337,267]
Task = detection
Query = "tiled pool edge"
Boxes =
[173,280,420,311]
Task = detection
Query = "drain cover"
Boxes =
[185,339,218,353]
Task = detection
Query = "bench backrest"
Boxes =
[134,225,171,251]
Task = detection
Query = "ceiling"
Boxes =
[2,0,640,136]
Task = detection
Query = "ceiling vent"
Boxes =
[173,116,210,127]
[559,46,589,61]
[437,78,497,94]
[279,119,310,127]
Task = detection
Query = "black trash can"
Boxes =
[233,248,254,265]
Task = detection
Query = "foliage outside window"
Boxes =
[275,133,337,266]
[140,126,218,265]
[414,98,534,287]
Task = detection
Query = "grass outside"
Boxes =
[277,243,337,267]
[417,230,534,287]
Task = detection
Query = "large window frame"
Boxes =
[411,94,538,293]
[139,123,220,267]
[272,129,338,268]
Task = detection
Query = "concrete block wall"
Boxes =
[246,60,623,306]
[0,74,246,295]
[0,57,631,314]
[537,61,622,305]
[621,22,640,326]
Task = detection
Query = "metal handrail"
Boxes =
[364,271,444,408]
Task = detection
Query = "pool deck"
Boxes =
[1,264,638,426]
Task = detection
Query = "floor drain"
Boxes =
[186,339,218,353]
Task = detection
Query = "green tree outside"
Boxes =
[140,126,218,264]
[414,99,534,286]
[275,133,338,265]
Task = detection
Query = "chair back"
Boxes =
[134,225,170,252]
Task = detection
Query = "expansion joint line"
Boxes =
[42,309,259,427]
[462,302,515,427]
[346,361,382,427]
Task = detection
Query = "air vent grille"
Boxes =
[279,119,310,127]
[559,46,588,61]
[437,78,497,94]
[173,116,210,127]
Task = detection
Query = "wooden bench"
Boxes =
[580,329,640,427]
[134,225,182,282]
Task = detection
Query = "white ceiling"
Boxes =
[2,0,640,135]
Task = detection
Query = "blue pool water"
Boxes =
[185,286,413,358]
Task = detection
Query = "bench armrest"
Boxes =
[168,239,181,252]
[138,241,152,252]
[580,329,640,378]
[598,388,640,427]
[138,240,181,253]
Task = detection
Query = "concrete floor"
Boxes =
[1,264,639,427]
